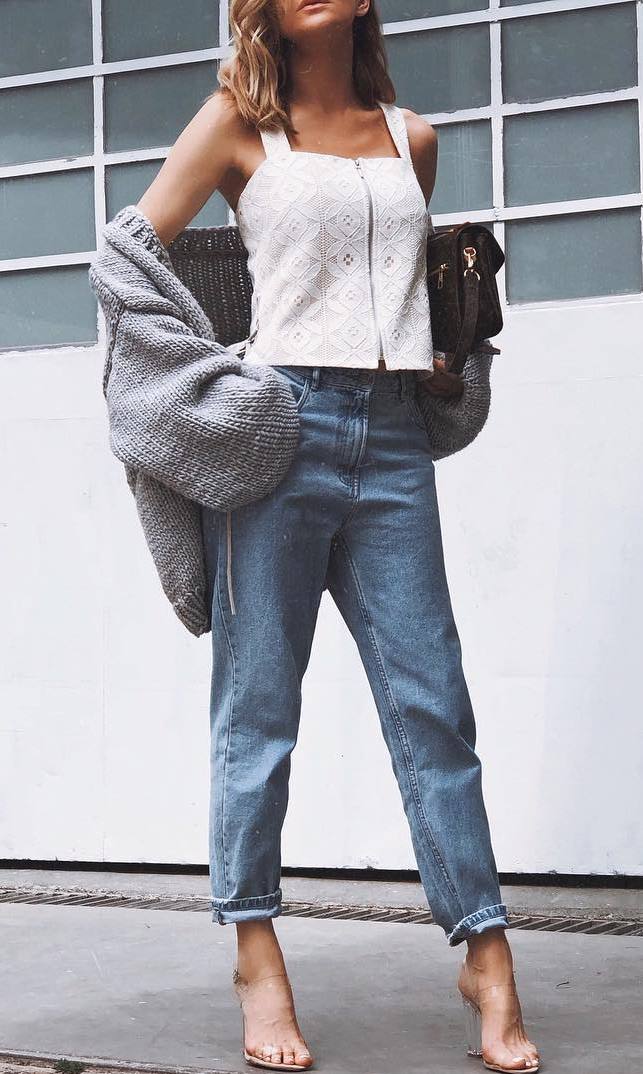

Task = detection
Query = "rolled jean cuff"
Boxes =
[446,902,509,947]
[211,887,283,925]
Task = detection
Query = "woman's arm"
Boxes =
[135,89,241,247]
[403,107,438,208]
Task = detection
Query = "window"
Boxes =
[383,0,642,304]
[0,0,641,349]
[0,0,226,349]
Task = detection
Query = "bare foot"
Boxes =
[233,920,314,1069]
[458,927,540,1071]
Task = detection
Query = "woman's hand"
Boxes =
[417,356,464,399]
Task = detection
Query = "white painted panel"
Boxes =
[1,300,642,876]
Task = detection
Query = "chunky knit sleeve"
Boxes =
[88,204,301,513]
[87,204,302,638]
[415,345,497,461]
[109,304,300,511]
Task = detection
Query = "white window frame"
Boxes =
[0,0,641,356]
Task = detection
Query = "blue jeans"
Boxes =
[201,363,509,947]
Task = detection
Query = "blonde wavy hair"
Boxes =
[212,0,395,134]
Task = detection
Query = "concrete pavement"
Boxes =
[1,885,642,1074]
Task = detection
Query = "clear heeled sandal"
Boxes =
[232,967,315,1071]
[459,961,540,1072]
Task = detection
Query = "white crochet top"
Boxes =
[234,100,435,371]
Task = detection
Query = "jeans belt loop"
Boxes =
[399,370,411,404]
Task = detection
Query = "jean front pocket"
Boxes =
[275,366,312,413]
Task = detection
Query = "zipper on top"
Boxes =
[354,158,386,366]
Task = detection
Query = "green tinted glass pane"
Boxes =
[0,266,97,349]
[378,0,487,19]
[430,120,492,214]
[103,0,219,61]
[0,81,93,167]
[385,26,490,114]
[0,171,94,260]
[0,0,92,77]
[502,5,637,104]
[505,209,642,303]
[505,102,640,207]
[106,160,230,226]
[104,62,218,152]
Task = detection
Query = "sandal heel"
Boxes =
[461,994,483,1057]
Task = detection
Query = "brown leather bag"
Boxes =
[426,222,505,376]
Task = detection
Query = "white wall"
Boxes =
[1,296,642,875]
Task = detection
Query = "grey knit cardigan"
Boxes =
[88,204,497,638]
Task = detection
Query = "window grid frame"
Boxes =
[0,0,641,357]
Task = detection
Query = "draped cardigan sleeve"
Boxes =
[88,204,301,636]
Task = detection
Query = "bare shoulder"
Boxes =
[136,88,250,244]
[399,107,438,160]
[185,88,248,162]
[399,106,438,204]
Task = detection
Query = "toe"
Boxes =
[258,1044,278,1064]
[523,1043,539,1067]
[485,1056,528,1071]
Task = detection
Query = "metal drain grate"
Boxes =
[1,888,642,936]
[281,901,643,935]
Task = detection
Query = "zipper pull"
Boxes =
[233,322,258,357]
[428,262,449,289]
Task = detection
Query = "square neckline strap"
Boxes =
[235,101,416,216]
[259,99,412,164]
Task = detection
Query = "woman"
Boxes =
[136,0,540,1071]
